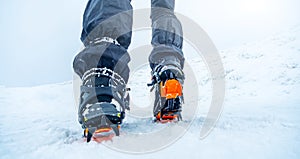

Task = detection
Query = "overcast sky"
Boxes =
[0,0,299,87]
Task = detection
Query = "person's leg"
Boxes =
[73,0,133,141]
[149,0,185,120]
[150,0,184,70]
[74,0,133,80]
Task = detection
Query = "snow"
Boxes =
[1,26,300,159]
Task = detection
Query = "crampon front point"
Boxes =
[83,124,120,143]
[155,111,182,123]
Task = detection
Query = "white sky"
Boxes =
[0,0,299,87]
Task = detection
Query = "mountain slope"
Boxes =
[0,26,300,159]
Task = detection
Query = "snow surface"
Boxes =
[1,26,300,159]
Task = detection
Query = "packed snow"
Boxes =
[1,25,300,159]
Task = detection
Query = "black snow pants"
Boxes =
[73,0,184,82]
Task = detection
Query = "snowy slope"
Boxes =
[1,26,300,159]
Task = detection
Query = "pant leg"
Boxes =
[149,0,184,70]
[73,0,133,82]
[81,0,133,48]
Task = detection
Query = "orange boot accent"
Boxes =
[160,79,182,99]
